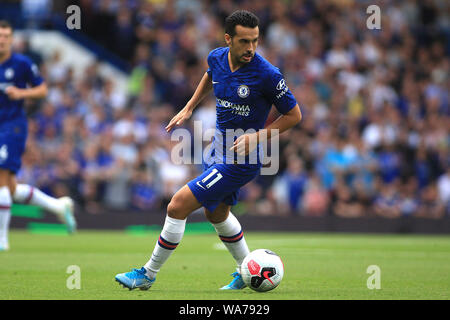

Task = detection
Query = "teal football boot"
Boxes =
[59,197,77,234]
[220,271,247,290]
[115,267,155,291]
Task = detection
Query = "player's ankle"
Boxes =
[143,267,157,280]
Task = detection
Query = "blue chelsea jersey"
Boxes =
[205,47,298,166]
[207,47,297,131]
[0,52,44,123]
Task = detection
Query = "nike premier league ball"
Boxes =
[240,249,284,292]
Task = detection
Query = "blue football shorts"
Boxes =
[187,162,260,213]
[0,121,27,174]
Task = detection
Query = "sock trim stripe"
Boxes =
[25,187,34,204]
[0,205,11,210]
[158,235,179,250]
[219,230,244,243]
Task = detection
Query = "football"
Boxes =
[240,249,284,292]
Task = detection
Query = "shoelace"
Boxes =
[128,268,146,278]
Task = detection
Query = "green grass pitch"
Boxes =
[1,229,449,300]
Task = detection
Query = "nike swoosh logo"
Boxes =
[196,181,206,190]
[212,81,219,84]
[263,271,274,285]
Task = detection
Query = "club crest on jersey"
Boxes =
[4,68,14,80]
[237,85,250,98]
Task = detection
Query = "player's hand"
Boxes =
[229,132,259,156]
[165,107,193,132]
[5,86,25,100]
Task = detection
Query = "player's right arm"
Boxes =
[165,71,213,132]
[5,82,48,100]
[5,55,47,101]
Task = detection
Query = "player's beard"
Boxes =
[240,53,254,64]
[229,46,253,67]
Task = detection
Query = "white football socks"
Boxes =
[142,213,249,279]
[144,215,186,279]
[13,184,64,216]
[0,186,12,249]
[212,212,250,267]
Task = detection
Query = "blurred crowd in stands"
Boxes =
[8,0,450,218]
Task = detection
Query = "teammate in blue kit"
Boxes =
[0,21,76,251]
[116,10,302,290]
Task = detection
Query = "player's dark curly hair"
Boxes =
[225,10,259,37]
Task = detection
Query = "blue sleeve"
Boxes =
[206,50,215,77]
[23,57,44,87]
[265,68,297,114]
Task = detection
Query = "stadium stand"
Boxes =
[3,0,449,219]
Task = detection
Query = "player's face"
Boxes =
[0,27,13,57]
[226,25,259,65]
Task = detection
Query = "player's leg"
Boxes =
[143,184,201,277]
[205,203,250,267]
[115,184,202,290]
[0,169,12,251]
[205,203,250,289]
[9,174,77,233]
[0,126,21,251]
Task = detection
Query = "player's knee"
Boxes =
[8,180,16,196]
[204,205,230,224]
[205,210,220,224]
[0,169,11,188]
[167,197,186,219]
[204,209,213,222]
[167,185,202,219]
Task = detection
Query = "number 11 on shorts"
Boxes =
[201,168,223,189]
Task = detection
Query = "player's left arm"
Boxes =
[231,70,302,156]
[230,104,301,156]
[257,104,302,141]
[5,82,48,100]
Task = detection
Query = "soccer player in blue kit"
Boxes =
[116,10,302,290]
[0,21,76,251]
